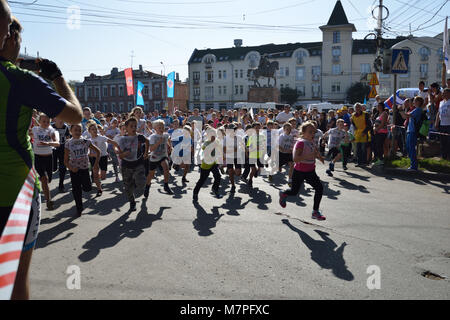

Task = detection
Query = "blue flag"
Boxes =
[363,97,367,105]
[167,72,175,98]
[136,81,145,106]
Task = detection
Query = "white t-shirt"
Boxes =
[314,129,324,147]
[327,128,346,149]
[276,112,293,123]
[439,99,450,126]
[105,127,120,140]
[90,135,109,157]
[279,133,295,153]
[32,126,56,155]
[149,133,170,162]
[65,138,91,170]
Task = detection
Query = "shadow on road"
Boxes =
[36,216,78,249]
[78,204,170,262]
[333,177,370,194]
[192,202,224,237]
[282,219,354,281]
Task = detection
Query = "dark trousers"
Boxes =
[284,170,323,211]
[53,147,67,185]
[440,126,450,160]
[340,145,352,166]
[356,142,367,165]
[374,133,387,161]
[70,169,92,211]
[193,165,221,195]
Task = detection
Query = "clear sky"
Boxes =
[9,0,448,82]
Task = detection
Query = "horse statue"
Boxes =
[249,55,279,88]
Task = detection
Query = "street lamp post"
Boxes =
[160,61,165,77]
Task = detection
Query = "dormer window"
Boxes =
[419,47,430,61]
[295,50,307,65]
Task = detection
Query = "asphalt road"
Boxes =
[29,163,450,300]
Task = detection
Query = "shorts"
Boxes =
[327,147,340,159]
[89,156,108,172]
[149,157,168,171]
[279,152,293,168]
[35,154,53,181]
[226,159,242,170]
[0,190,41,252]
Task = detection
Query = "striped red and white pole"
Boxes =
[0,169,37,300]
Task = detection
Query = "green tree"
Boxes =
[280,87,299,105]
[346,82,371,104]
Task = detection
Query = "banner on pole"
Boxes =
[124,68,134,96]
[167,72,175,98]
[136,81,145,106]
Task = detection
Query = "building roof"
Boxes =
[327,0,350,26]
[189,42,323,64]
[82,67,165,83]
[352,38,406,54]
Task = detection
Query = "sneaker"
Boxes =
[230,185,236,193]
[96,190,103,197]
[343,165,348,171]
[312,210,326,221]
[279,193,288,208]
[46,200,54,211]
[76,207,83,217]
[329,162,335,172]
[407,167,418,172]
[326,169,333,177]
[164,184,174,195]
[130,201,136,212]
[144,184,150,198]
[58,184,65,192]
[374,160,384,166]
[193,194,198,202]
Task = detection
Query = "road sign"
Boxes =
[391,49,409,74]
[368,86,378,99]
[369,73,379,86]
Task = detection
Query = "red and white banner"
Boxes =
[124,68,134,96]
[0,169,37,300]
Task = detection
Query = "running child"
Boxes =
[340,123,354,171]
[31,113,60,210]
[105,118,121,182]
[323,119,346,177]
[118,117,149,211]
[64,123,101,217]
[279,121,326,221]
[171,125,193,183]
[51,118,71,192]
[279,122,295,187]
[144,119,173,198]
[224,123,244,193]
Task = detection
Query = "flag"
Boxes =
[249,107,254,120]
[384,91,405,110]
[444,17,449,75]
[136,81,145,106]
[363,97,367,105]
[167,71,175,98]
[124,68,134,96]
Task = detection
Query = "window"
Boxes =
[119,86,124,97]
[193,87,200,99]
[111,103,116,112]
[218,86,222,95]
[248,53,259,69]
[296,67,305,81]
[285,67,289,77]
[128,102,133,111]
[312,84,320,97]
[279,67,285,78]
[332,46,341,57]
[223,70,227,79]
[333,31,340,44]
[95,88,100,98]
[295,51,307,64]
[240,85,244,95]
[103,103,108,112]
[420,64,428,73]
[205,86,214,100]
[103,87,108,97]
[240,69,244,78]
[332,83,341,93]
[332,64,342,75]
[218,71,222,79]
[205,71,214,83]
[193,71,200,80]
[296,85,305,97]
[419,47,430,61]
[235,70,239,78]
[154,84,161,96]
[111,86,116,97]
[144,86,149,96]
[88,87,92,98]
[360,63,371,74]
[312,66,321,75]
[235,85,239,95]
[119,103,123,112]
[223,86,227,95]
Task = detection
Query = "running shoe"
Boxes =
[46,200,54,211]
[312,210,326,221]
[144,184,151,198]
[268,175,273,183]
[329,162,335,172]
[374,160,384,166]
[326,169,333,177]
[130,201,136,212]
[279,193,288,208]
[96,190,102,197]
[343,165,348,171]
[164,184,174,195]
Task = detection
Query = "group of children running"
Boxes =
[30,106,356,221]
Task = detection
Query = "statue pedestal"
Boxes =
[248,87,280,103]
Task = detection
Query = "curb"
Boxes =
[369,166,450,182]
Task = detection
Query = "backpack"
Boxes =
[414,109,429,138]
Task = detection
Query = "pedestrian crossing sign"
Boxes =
[368,73,379,86]
[368,86,378,99]
[391,49,409,74]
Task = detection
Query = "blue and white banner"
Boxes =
[167,72,175,98]
[136,81,145,106]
